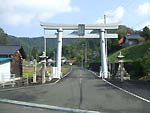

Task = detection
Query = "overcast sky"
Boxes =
[0,0,150,37]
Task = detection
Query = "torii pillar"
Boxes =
[56,28,63,79]
[100,29,108,78]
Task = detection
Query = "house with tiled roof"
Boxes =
[119,34,144,48]
[0,45,26,82]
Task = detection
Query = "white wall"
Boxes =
[0,61,11,81]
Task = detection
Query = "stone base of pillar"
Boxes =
[115,66,130,80]
[37,67,52,83]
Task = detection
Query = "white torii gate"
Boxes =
[40,22,119,81]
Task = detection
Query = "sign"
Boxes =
[78,24,85,36]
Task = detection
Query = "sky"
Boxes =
[0,0,150,37]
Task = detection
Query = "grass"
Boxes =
[23,65,70,78]
[23,67,41,78]
[109,41,150,63]
[139,75,150,81]
[61,65,70,75]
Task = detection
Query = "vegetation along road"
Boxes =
[0,68,150,113]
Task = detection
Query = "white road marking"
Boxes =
[80,78,82,84]
[0,98,100,113]
[80,74,82,84]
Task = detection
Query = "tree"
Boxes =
[0,28,8,44]
[31,47,39,59]
[141,26,150,40]
[116,25,128,39]
[142,48,150,77]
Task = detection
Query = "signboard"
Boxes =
[78,24,85,36]
[52,67,58,78]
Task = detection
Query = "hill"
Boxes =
[109,41,150,63]
[7,35,78,59]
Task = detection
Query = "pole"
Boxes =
[44,30,46,54]
[33,59,37,83]
[42,30,47,84]
[53,51,55,67]
[56,28,63,79]
[85,42,87,67]
[104,15,106,24]
[100,29,108,78]
[82,44,84,68]
[42,58,46,83]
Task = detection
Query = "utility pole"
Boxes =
[104,15,106,24]
[82,44,84,68]
[85,42,87,67]
[53,50,55,67]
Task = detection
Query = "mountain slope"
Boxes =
[109,41,150,62]
[7,35,78,56]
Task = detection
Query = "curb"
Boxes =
[87,69,101,78]
[62,67,72,78]
[0,98,100,113]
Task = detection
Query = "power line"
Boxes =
[131,16,150,29]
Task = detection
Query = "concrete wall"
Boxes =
[0,61,11,81]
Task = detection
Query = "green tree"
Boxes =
[0,28,8,44]
[31,47,39,59]
[141,26,150,40]
[142,48,150,77]
[116,25,128,39]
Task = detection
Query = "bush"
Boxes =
[125,61,144,79]
[141,49,150,77]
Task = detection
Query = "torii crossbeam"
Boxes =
[40,22,119,82]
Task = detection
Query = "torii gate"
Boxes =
[40,22,119,83]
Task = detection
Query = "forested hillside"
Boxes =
[0,28,8,45]
[7,35,78,60]
[60,25,132,65]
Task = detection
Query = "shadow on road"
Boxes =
[94,82,117,91]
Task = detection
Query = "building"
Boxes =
[0,58,15,81]
[0,45,26,81]
[120,34,144,48]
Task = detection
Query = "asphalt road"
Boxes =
[0,68,150,113]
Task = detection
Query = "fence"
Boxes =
[0,74,15,88]
[21,74,29,86]
[0,74,29,88]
